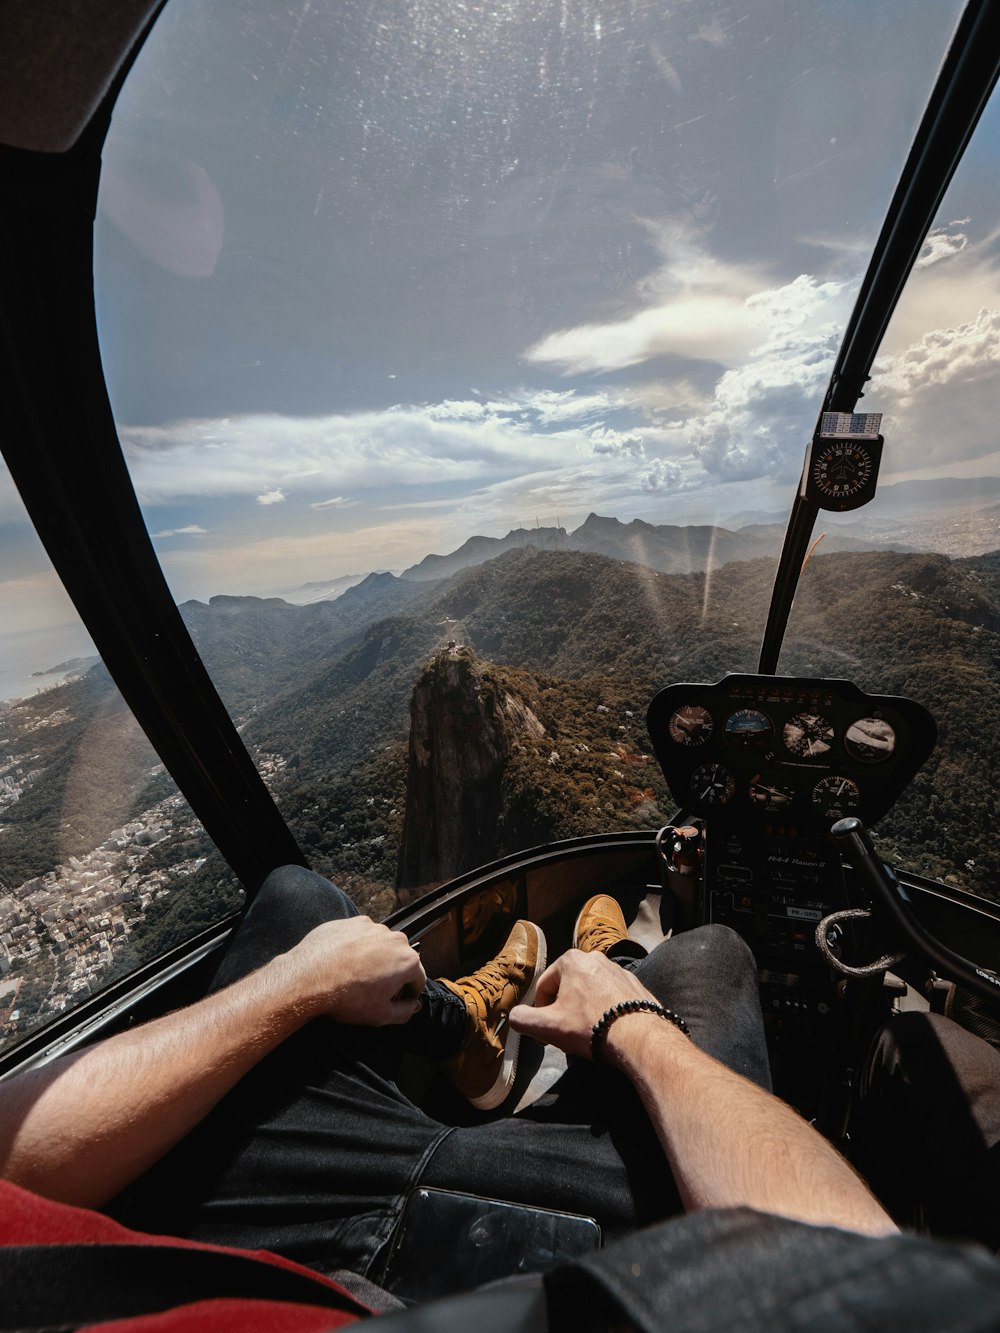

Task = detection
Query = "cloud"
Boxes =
[425,400,488,422]
[525,222,768,375]
[872,307,1000,469]
[118,390,646,509]
[652,273,849,483]
[874,307,1000,407]
[915,222,969,271]
[527,294,758,374]
[641,459,685,492]
[150,524,208,537]
[588,427,645,457]
[523,389,625,425]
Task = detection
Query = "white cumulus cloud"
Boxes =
[525,221,769,375]
[256,488,286,505]
[915,223,969,271]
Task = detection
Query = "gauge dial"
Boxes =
[845,717,896,764]
[783,712,834,759]
[810,441,874,501]
[690,762,736,806]
[748,773,795,812]
[724,708,774,750]
[668,704,714,746]
[811,775,860,819]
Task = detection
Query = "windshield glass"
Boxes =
[780,82,1000,899]
[89,0,990,913]
[0,464,242,1057]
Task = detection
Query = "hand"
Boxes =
[280,917,426,1026]
[509,950,658,1060]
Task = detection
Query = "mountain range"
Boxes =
[279,477,1000,602]
[8,529,1000,918]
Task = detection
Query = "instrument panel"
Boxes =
[647,675,935,831]
[648,676,935,1117]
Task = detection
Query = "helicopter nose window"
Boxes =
[82,0,1000,940]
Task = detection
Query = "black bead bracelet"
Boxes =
[591,999,690,1061]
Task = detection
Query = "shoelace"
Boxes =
[460,956,516,1012]
[583,920,626,955]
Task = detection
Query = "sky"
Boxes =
[3,0,1000,672]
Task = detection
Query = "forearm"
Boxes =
[609,1014,897,1237]
[0,952,319,1208]
[0,914,425,1208]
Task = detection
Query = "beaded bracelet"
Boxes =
[591,999,690,1061]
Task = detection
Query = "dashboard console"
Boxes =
[646,675,936,1108]
[646,675,935,832]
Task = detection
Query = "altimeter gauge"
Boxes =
[668,704,714,746]
[749,773,795,812]
[783,712,834,759]
[811,775,860,820]
[724,708,774,750]
[690,762,736,806]
[844,716,896,764]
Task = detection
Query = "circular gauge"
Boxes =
[783,712,834,759]
[690,762,736,806]
[668,704,714,747]
[724,708,774,750]
[810,441,874,502]
[811,775,861,820]
[845,717,896,764]
[748,773,795,812]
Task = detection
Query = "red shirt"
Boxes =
[0,1178,366,1330]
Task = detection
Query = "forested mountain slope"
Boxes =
[233,546,1000,903]
[5,547,1000,915]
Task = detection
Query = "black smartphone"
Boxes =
[380,1186,601,1303]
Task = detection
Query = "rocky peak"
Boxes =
[396,647,544,890]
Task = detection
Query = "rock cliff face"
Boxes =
[396,647,544,889]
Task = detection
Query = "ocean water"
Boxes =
[0,623,99,704]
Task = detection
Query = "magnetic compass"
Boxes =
[801,413,883,512]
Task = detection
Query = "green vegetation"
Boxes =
[188,544,1000,904]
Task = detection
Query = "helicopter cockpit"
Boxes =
[3,0,1000,1317]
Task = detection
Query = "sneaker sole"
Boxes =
[468,921,547,1111]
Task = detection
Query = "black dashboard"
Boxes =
[646,675,936,833]
[646,676,937,1112]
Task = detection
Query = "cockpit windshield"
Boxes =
[22,0,976,940]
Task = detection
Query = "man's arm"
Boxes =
[510,950,896,1238]
[0,916,425,1209]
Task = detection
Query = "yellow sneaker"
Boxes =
[573,894,633,955]
[440,920,546,1110]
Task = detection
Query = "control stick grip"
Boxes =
[832,816,1000,1005]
